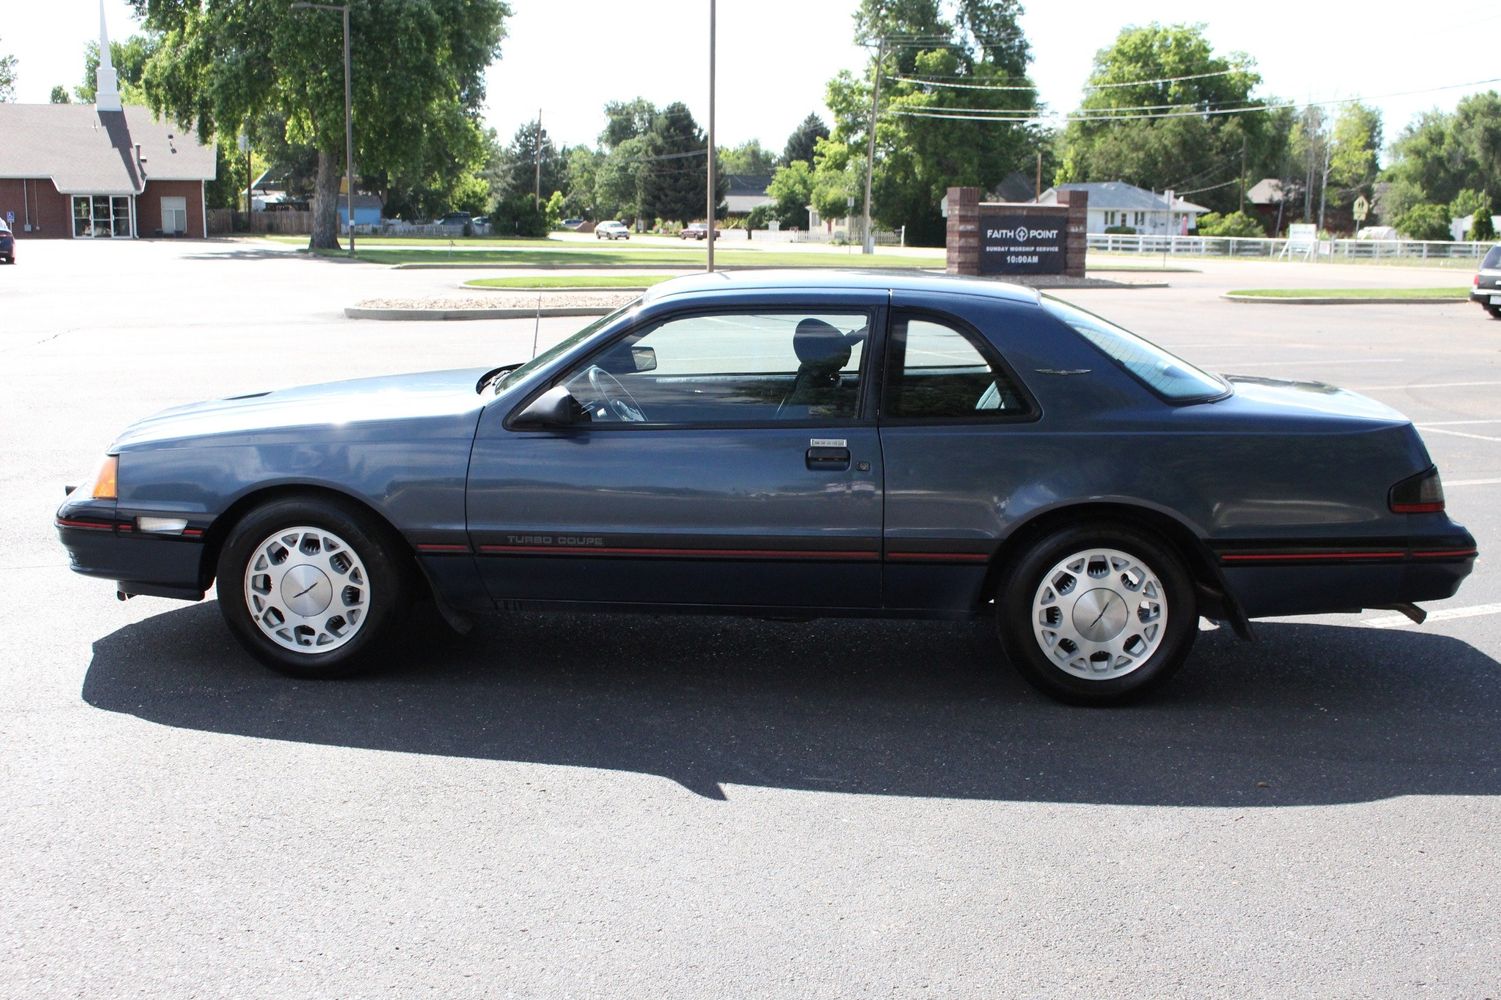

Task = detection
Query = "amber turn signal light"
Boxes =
[90,455,119,500]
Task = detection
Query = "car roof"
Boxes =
[641,268,1042,306]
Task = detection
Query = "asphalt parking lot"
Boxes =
[3,239,1499,997]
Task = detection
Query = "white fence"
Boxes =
[743,226,905,247]
[1087,232,1495,261]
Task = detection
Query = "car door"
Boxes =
[466,299,886,611]
[877,302,1042,612]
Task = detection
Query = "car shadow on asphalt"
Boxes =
[81,602,1501,806]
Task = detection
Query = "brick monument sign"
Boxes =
[945,186,1088,279]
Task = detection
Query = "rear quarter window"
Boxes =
[1483,246,1501,269]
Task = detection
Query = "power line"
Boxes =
[888,66,1250,93]
[885,75,1501,124]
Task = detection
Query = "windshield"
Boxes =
[492,299,641,394]
[1042,296,1228,403]
[1483,246,1501,269]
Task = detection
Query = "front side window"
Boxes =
[1043,296,1227,403]
[883,313,1031,420]
[559,310,869,425]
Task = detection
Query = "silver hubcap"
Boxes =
[1031,547,1167,681]
[243,526,370,654]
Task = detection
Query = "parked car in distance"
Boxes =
[437,211,472,226]
[595,220,630,240]
[680,222,722,240]
[56,271,1476,704]
[0,219,14,264]
[562,218,584,230]
[1470,245,1501,319]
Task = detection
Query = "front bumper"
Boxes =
[56,495,209,601]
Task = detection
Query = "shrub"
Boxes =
[1103,225,1136,235]
[1395,203,1452,241]
[746,204,775,230]
[489,193,547,238]
[1197,211,1264,238]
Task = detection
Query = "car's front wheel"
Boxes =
[996,523,1197,704]
[215,497,411,678]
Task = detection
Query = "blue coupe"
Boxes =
[57,271,1477,703]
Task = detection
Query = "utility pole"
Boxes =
[1035,151,1042,200]
[1239,134,1247,214]
[706,0,716,272]
[1317,139,1332,233]
[533,108,542,210]
[861,36,885,255]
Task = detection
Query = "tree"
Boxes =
[1384,93,1501,221]
[767,159,814,229]
[1451,189,1495,240]
[50,86,72,104]
[1395,203,1451,241]
[0,39,14,102]
[600,97,657,148]
[1328,102,1382,208]
[132,0,510,250]
[76,36,156,103]
[1057,24,1276,216]
[506,119,564,207]
[782,113,829,165]
[562,145,603,219]
[718,139,777,176]
[641,102,723,223]
[823,0,1044,245]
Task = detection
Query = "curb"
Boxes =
[392,262,702,271]
[460,285,650,293]
[1223,294,1467,305]
[345,306,614,321]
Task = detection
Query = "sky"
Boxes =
[7,0,1501,160]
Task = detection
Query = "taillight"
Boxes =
[1477,274,1483,287]
[1390,467,1445,514]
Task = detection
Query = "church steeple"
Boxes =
[95,0,122,112]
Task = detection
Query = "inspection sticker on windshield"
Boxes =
[810,438,847,448]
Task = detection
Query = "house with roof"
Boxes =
[1035,181,1207,236]
[723,174,773,215]
[0,7,216,240]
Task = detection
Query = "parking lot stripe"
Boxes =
[1445,478,1501,487]
[1421,419,1501,426]
[1209,357,1405,369]
[1349,380,1501,391]
[1418,427,1501,443]
[1362,602,1501,629]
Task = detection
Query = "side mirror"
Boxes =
[630,346,657,373]
[512,385,587,427]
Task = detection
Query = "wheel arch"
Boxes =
[980,500,1248,633]
[197,483,432,602]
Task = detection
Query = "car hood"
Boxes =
[1218,373,1410,424]
[113,367,493,449]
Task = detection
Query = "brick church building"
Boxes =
[0,8,216,240]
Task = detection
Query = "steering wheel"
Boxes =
[586,365,647,422]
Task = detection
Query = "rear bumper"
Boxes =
[1215,531,1477,618]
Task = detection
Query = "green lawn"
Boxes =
[465,275,678,289]
[1228,287,1468,299]
[314,246,942,269]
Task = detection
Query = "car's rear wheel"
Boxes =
[1486,305,1501,319]
[996,523,1197,704]
[215,497,410,678]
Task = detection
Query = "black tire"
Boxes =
[215,496,411,678]
[996,523,1198,705]
[1486,305,1501,319]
